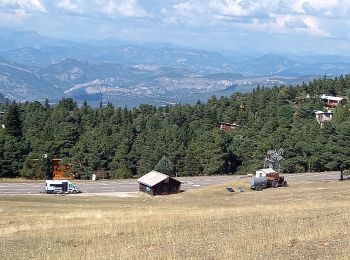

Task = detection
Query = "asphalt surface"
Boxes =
[0,171,342,195]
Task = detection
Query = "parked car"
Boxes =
[45,180,81,194]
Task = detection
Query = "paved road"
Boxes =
[0,171,341,195]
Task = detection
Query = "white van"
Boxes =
[45,180,81,194]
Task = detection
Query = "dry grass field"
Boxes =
[0,179,349,260]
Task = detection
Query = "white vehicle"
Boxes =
[45,180,81,194]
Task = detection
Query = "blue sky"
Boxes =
[0,0,350,55]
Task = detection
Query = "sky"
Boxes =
[0,0,350,55]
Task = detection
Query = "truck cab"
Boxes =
[45,180,81,194]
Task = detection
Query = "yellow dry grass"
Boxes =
[0,180,349,260]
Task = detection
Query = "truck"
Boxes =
[45,180,81,194]
[250,168,287,191]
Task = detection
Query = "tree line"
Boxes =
[1,75,350,179]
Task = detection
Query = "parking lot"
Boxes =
[0,171,341,195]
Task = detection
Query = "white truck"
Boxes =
[45,180,81,194]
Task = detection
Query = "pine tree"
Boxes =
[154,156,174,176]
[40,154,53,180]
[4,102,22,138]
[44,98,50,110]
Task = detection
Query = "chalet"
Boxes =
[320,94,347,108]
[137,170,181,196]
[219,122,240,132]
[314,110,333,127]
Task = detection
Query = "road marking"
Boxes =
[0,173,340,195]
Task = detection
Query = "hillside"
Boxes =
[1,30,350,106]
[0,60,60,100]
[0,58,316,105]
[1,75,350,179]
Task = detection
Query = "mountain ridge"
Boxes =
[1,29,350,106]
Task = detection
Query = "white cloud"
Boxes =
[0,0,46,28]
[209,0,251,17]
[162,0,341,37]
[0,0,348,53]
[173,2,200,14]
[0,0,18,6]
[170,0,253,18]
[302,16,329,36]
[229,14,329,38]
[0,0,46,12]
[101,0,149,18]
[292,0,340,14]
[18,0,46,12]
[55,0,82,13]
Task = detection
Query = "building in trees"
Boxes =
[137,170,181,196]
[29,158,72,179]
[219,122,240,132]
[314,110,333,127]
[320,94,347,108]
[53,159,73,180]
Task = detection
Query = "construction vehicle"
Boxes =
[250,168,287,191]
[250,149,287,191]
[45,180,81,194]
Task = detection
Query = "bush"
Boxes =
[154,156,174,176]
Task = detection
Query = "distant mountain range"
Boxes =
[1,29,350,106]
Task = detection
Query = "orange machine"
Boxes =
[53,159,73,180]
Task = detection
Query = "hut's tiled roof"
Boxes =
[137,170,169,187]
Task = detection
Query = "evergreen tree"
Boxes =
[44,98,50,110]
[154,156,175,176]
[40,154,53,180]
[4,102,22,138]
[2,74,350,178]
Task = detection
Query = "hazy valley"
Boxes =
[1,29,350,106]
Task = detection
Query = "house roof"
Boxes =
[219,122,240,127]
[320,94,345,102]
[256,168,277,175]
[137,170,170,187]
